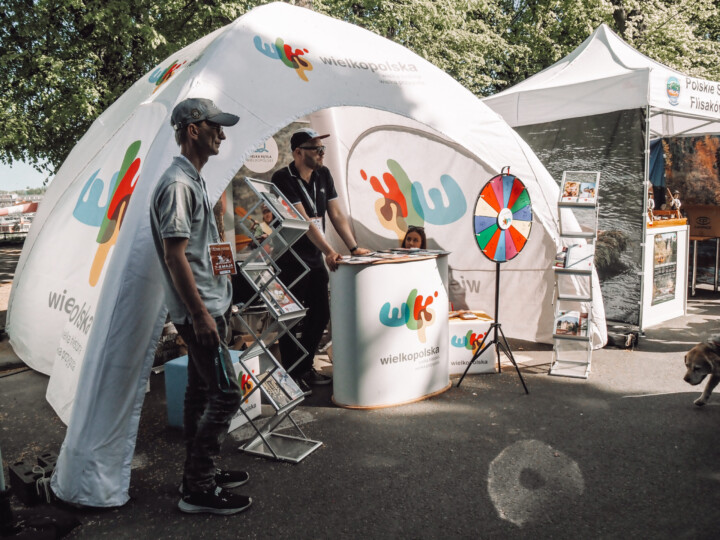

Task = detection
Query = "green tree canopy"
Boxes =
[0,0,257,178]
[1,0,719,178]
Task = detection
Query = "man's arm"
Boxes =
[327,199,371,257]
[163,237,220,347]
[289,202,344,270]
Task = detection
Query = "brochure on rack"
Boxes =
[244,266,303,315]
[258,367,304,408]
[559,171,599,204]
[554,311,589,337]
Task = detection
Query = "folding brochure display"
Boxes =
[232,177,322,463]
[550,171,600,379]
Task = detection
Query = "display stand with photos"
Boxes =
[550,171,600,379]
[641,222,688,328]
[232,177,322,463]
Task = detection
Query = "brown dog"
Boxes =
[684,337,720,406]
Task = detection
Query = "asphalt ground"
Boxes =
[1,244,720,539]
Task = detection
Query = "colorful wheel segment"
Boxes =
[473,173,533,263]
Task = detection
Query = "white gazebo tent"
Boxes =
[484,23,720,139]
[6,3,605,507]
[484,23,720,330]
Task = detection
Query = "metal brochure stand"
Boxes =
[550,171,601,379]
[233,177,322,463]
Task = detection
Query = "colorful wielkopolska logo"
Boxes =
[380,288,438,343]
[73,141,142,287]
[360,159,466,242]
[240,370,255,404]
[149,59,188,94]
[451,330,487,350]
[254,36,313,81]
[667,76,680,106]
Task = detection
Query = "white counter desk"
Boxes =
[329,252,450,408]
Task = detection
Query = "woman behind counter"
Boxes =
[401,225,427,249]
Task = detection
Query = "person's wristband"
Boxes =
[349,245,359,253]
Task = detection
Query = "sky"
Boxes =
[0,160,51,192]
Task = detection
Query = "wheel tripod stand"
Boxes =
[456,262,528,393]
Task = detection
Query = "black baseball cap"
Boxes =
[291,128,330,150]
[171,98,239,131]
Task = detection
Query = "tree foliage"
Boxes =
[314,0,516,95]
[608,0,720,80]
[0,0,263,178]
[1,0,719,178]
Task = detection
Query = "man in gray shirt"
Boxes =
[150,98,251,515]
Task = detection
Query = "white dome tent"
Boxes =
[7,3,605,507]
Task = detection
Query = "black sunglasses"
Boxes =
[299,145,326,154]
[202,120,224,133]
[407,226,425,232]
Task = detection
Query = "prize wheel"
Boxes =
[473,172,532,263]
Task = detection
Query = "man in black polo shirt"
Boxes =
[271,128,370,391]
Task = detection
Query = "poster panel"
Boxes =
[652,231,677,305]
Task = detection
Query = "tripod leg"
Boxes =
[496,326,529,394]
[456,329,494,388]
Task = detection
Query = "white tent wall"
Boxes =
[5,3,605,507]
[6,25,226,377]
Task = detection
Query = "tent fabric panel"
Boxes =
[484,71,649,127]
[515,108,645,326]
[649,138,665,189]
[485,22,720,137]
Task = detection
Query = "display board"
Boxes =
[641,224,688,329]
[550,171,600,379]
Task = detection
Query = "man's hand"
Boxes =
[325,250,342,271]
[193,309,220,348]
[351,247,372,256]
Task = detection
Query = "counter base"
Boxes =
[331,381,452,410]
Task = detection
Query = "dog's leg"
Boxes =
[695,374,720,406]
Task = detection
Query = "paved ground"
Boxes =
[2,244,720,539]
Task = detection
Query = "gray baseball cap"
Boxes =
[170,98,239,131]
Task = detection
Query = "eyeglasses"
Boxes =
[202,120,224,134]
[299,145,326,154]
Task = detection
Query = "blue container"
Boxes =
[164,350,243,427]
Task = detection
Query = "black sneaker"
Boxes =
[302,368,332,386]
[179,469,249,494]
[178,486,252,515]
[297,377,313,396]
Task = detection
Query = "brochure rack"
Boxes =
[550,171,600,379]
[232,177,322,463]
